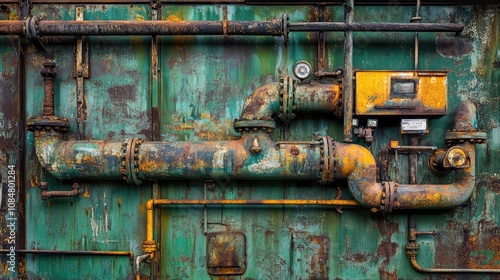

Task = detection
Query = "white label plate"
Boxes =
[401,119,427,133]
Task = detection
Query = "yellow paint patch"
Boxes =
[355,71,447,116]
[166,15,183,21]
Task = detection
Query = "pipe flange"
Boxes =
[233,119,276,133]
[444,129,487,146]
[121,138,143,185]
[278,75,296,124]
[405,243,420,258]
[281,14,289,43]
[380,181,397,213]
[27,116,70,132]
[142,241,157,254]
[318,136,335,184]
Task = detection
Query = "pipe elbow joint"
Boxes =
[333,142,384,209]
[234,83,280,133]
[34,133,70,180]
[347,180,384,210]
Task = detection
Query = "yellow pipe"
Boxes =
[142,198,359,254]
[146,200,154,244]
[151,199,359,206]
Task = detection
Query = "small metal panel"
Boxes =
[400,118,428,134]
[355,71,447,116]
[292,232,330,279]
[206,231,246,275]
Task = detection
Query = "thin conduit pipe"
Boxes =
[143,198,359,254]
[0,249,134,264]
[409,258,500,273]
[135,254,151,280]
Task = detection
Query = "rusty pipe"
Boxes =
[0,19,464,36]
[33,132,125,180]
[39,182,80,200]
[334,101,483,211]
[235,79,341,130]
[41,61,56,117]
[135,254,151,280]
[409,257,500,273]
[34,130,325,182]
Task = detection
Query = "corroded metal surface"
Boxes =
[206,232,246,275]
[355,71,448,116]
[0,3,499,280]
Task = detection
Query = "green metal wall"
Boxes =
[1,2,499,279]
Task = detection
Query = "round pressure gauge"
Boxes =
[293,60,312,80]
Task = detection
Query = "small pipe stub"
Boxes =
[443,146,469,169]
[428,149,449,176]
[27,61,70,132]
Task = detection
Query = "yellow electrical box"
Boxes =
[355,71,447,116]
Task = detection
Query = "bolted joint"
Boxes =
[27,116,70,132]
[318,136,335,184]
[41,61,57,78]
[380,181,397,213]
[122,138,143,185]
[405,243,420,259]
[142,240,157,254]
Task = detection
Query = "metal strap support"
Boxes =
[24,15,45,52]
[74,6,89,140]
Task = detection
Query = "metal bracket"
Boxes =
[222,6,228,44]
[282,14,289,43]
[278,75,296,124]
[20,0,32,21]
[74,6,89,140]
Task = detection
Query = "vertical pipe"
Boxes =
[316,5,326,76]
[407,136,419,265]
[75,6,87,140]
[343,0,354,142]
[41,61,56,117]
[408,136,418,184]
[17,9,27,277]
[150,4,161,277]
[413,0,421,70]
[151,11,161,141]
[408,136,419,243]
[146,201,154,243]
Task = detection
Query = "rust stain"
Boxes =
[107,85,137,105]
[436,35,473,58]
[289,146,300,156]
[344,253,369,262]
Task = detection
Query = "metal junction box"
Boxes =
[355,71,448,116]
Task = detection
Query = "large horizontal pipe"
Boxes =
[0,19,463,36]
[35,131,323,182]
